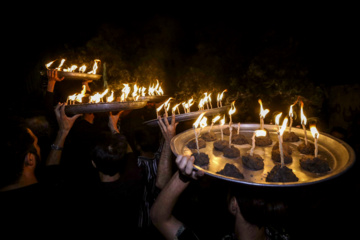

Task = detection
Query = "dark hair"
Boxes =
[133,125,160,153]
[228,184,291,229]
[1,120,38,188]
[91,133,128,176]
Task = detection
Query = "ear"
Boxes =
[228,196,239,216]
[24,153,36,167]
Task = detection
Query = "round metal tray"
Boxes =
[143,105,230,127]
[170,123,356,187]
[57,71,102,81]
[65,101,147,114]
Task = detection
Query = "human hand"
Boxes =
[175,155,204,180]
[54,103,82,135]
[108,111,123,133]
[47,69,65,92]
[158,113,178,143]
[82,80,93,92]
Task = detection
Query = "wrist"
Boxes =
[178,171,191,183]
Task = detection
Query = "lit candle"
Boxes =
[172,103,181,115]
[300,101,308,145]
[156,103,165,118]
[288,104,294,133]
[278,117,289,167]
[310,124,319,158]
[275,112,282,131]
[193,112,206,155]
[209,115,220,132]
[220,115,225,141]
[258,99,270,130]
[217,89,227,108]
[250,130,266,156]
[228,101,236,146]
[237,122,240,135]
[208,93,212,109]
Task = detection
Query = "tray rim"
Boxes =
[57,71,102,81]
[170,123,356,187]
[64,101,147,114]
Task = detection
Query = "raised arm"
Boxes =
[46,103,82,166]
[150,154,203,240]
[156,113,178,189]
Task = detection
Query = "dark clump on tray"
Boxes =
[223,127,237,136]
[216,163,244,179]
[187,138,206,149]
[297,142,315,155]
[271,149,293,164]
[223,145,240,158]
[201,132,217,142]
[231,134,249,145]
[242,153,264,170]
[266,165,299,182]
[191,152,210,168]
[213,140,229,151]
[272,141,292,155]
[283,131,300,142]
[255,136,273,146]
[299,155,330,173]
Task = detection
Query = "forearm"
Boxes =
[150,171,189,239]
[46,130,69,166]
[155,141,173,189]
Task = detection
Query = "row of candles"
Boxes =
[65,81,164,105]
[46,59,101,74]
[192,98,320,167]
[156,90,227,118]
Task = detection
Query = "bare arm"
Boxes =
[156,113,178,189]
[150,155,204,240]
[46,69,64,93]
[46,103,82,166]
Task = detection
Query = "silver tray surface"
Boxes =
[57,71,102,81]
[65,101,147,114]
[171,123,355,187]
[143,105,230,127]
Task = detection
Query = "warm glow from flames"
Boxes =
[121,84,131,102]
[289,104,294,117]
[56,59,66,71]
[220,115,226,126]
[79,65,87,73]
[228,101,236,115]
[258,99,269,118]
[310,124,319,139]
[107,91,114,102]
[275,112,283,126]
[217,89,227,102]
[45,60,55,69]
[88,59,100,74]
[255,129,267,137]
[300,101,307,125]
[212,115,221,123]
[63,65,78,72]
[89,89,109,103]
[199,116,208,128]
[279,117,288,136]
[172,103,181,113]
[193,112,206,128]
[156,103,165,114]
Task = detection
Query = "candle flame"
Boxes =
[56,59,66,71]
[275,112,283,126]
[193,112,206,128]
[89,89,109,103]
[217,89,227,102]
[258,99,270,118]
[156,103,165,113]
[255,129,267,137]
[289,104,294,117]
[121,84,131,101]
[132,84,139,99]
[228,101,236,115]
[212,115,221,123]
[172,103,181,113]
[279,117,288,136]
[45,60,55,69]
[310,124,319,139]
[63,65,78,72]
[220,115,226,126]
[79,64,87,73]
[88,59,100,74]
[200,116,208,128]
[107,91,114,102]
[300,101,307,125]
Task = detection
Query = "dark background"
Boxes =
[3,4,359,239]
